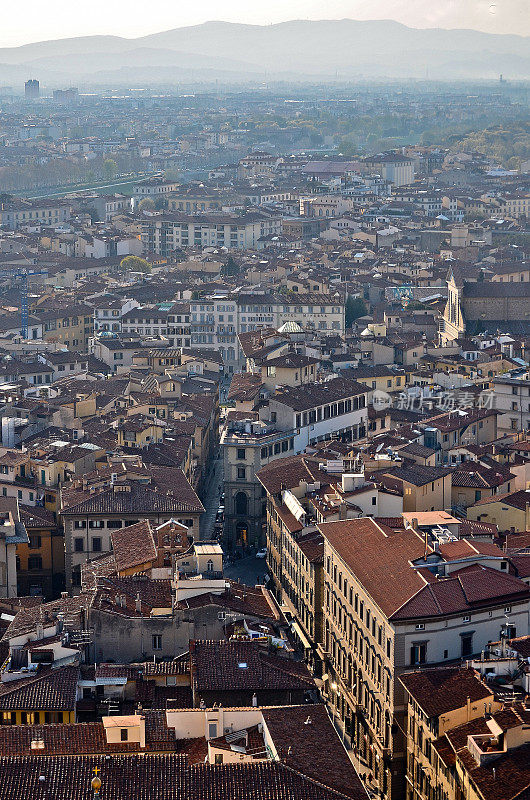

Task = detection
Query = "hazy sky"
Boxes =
[1,0,527,47]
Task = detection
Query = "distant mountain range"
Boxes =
[0,20,529,86]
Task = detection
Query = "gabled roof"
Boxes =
[61,472,204,515]
[111,521,157,572]
[0,665,78,711]
[318,518,428,618]
[190,640,314,694]
[257,455,331,496]
[392,565,530,621]
[400,667,491,718]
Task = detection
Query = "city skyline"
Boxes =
[0,0,528,48]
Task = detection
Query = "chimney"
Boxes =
[411,517,419,531]
[61,592,68,599]
[135,593,141,613]
[139,715,146,749]
[466,696,471,722]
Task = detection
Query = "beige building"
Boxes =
[399,667,497,800]
[317,516,530,800]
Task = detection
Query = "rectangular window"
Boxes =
[74,537,84,553]
[410,643,426,665]
[461,634,473,657]
[152,635,162,650]
[237,448,246,460]
[237,467,246,480]
[120,729,128,741]
[92,537,102,553]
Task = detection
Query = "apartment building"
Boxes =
[93,297,140,333]
[237,293,345,336]
[399,667,496,800]
[60,469,203,590]
[258,456,399,669]
[0,200,72,229]
[318,517,530,800]
[221,415,296,551]
[190,293,344,369]
[0,498,28,597]
[267,376,369,452]
[419,409,499,462]
[141,213,263,254]
[426,688,530,800]
[132,178,179,198]
[190,296,239,370]
[363,155,415,187]
[38,304,94,351]
[492,370,530,434]
[121,304,191,348]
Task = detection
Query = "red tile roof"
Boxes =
[190,641,314,694]
[399,667,491,717]
[0,665,78,712]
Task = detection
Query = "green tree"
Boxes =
[119,256,152,274]
[345,296,367,328]
[102,158,117,180]
[138,197,155,212]
[221,256,239,276]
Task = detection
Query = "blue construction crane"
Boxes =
[9,270,48,338]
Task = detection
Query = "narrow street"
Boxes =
[223,555,267,587]
[199,452,223,541]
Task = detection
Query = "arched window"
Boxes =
[207,559,213,573]
[235,492,248,516]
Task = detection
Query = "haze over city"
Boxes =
[1,0,529,46]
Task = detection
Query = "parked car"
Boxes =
[256,548,267,559]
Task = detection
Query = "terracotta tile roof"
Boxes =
[438,539,504,561]
[472,489,530,510]
[257,455,331,496]
[94,577,172,616]
[460,519,498,537]
[61,474,204,515]
[399,667,491,718]
[0,710,175,756]
[135,681,193,710]
[382,463,451,487]
[0,753,357,799]
[190,641,314,694]
[273,376,367,412]
[451,463,514,489]
[420,407,497,433]
[262,704,367,800]
[174,582,279,620]
[111,521,157,572]
[18,505,57,529]
[506,635,530,659]
[227,373,263,402]
[435,705,530,800]
[2,595,94,642]
[318,518,428,617]
[297,530,324,563]
[0,665,78,712]
[391,565,530,621]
